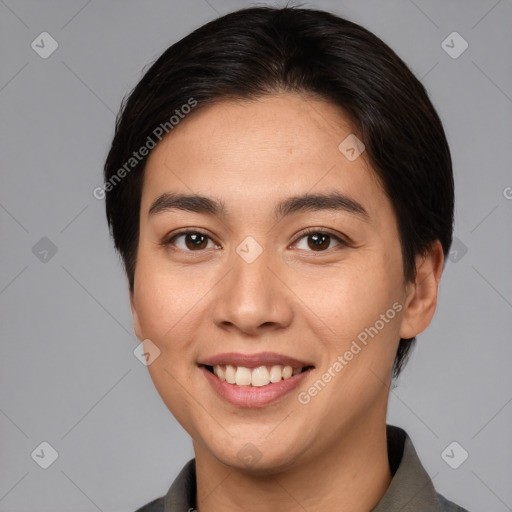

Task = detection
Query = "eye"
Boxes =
[162,230,219,251]
[162,228,348,253]
[292,229,347,252]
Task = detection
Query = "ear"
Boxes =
[130,289,143,341]
[399,240,444,339]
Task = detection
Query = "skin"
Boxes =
[130,93,444,512]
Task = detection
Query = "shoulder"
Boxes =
[133,496,165,512]
[436,492,471,512]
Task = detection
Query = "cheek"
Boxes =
[132,251,197,345]
[308,271,402,406]
[132,258,202,426]
[303,256,402,332]
[300,254,404,393]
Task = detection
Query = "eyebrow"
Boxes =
[148,191,369,221]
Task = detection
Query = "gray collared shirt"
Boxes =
[135,424,470,512]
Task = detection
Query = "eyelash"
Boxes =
[161,227,349,253]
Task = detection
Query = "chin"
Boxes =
[204,434,305,475]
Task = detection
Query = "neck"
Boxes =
[193,411,392,512]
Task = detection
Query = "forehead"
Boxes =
[141,93,387,221]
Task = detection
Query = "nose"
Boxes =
[211,244,294,336]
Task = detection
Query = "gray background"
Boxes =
[1,0,511,511]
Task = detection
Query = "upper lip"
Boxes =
[199,352,314,369]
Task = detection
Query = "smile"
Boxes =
[198,351,315,407]
[204,364,313,387]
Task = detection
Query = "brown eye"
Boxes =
[184,233,208,250]
[307,233,331,251]
[166,231,216,251]
[293,230,345,252]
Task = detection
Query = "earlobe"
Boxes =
[399,240,444,340]
[130,290,143,341]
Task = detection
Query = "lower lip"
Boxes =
[200,366,313,408]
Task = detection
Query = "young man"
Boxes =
[103,6,470,512]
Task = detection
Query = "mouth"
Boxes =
[201,363,314,387]
[198,352,315,406]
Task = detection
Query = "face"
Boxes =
[131,93,415,473]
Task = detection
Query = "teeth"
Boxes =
[235,366,252,386]
[214,365,225,381]
[251,366,270,387]
[282,366,293,379]
[212,364,303,387]
[225,364,236,384]
[269,365,282,383]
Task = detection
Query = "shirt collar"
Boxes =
[163,424,439,512]
[371,424,438,511]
